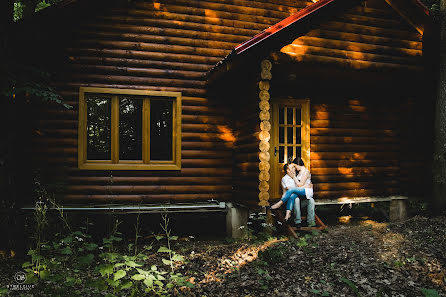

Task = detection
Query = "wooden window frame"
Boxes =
[78,87,182,170]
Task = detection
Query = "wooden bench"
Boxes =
[269,196,408,238]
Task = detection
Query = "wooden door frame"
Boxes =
[268,98,310,199]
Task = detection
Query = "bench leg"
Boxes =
[389,199,408,222]
[226,203,248,238]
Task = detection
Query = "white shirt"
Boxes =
[281,175,295,198]
[280,170,313,199]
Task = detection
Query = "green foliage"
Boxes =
[339,277,361,297]
[258,244,287,264]
[311,289,330,296]
[1,62,72,109]
[21,204,194,296]
[421,288,441,297]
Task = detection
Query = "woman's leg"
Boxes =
[282,188,306,221]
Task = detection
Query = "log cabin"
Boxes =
[8,0,434,236]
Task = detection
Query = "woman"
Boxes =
[271,157,314,226]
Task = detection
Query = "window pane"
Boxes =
[279,107,284,124]
[150,99,173,160]
[279,146,284,163]
[295,127,301,144]
[287,127,293,144]
[87,95,111,160]
[287,108,293,124]
[295,108,301,125]
[279,127,284,144]
[296,146,302,161]
[119,97,143,160]
[287,146,293,163]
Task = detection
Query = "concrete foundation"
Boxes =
[389,199,408,222]
[226,203,249,238]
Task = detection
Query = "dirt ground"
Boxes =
[1,215,445,296]
[176,215,446,297]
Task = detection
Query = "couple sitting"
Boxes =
[271,157,315,228]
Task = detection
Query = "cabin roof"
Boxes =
[207,0,430,81]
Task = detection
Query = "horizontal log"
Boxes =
[281,43,420,66]
[234,152,258,162]
[71,64,206,80]
[310,128,398,137]
[182,132,227,141]
[96,14,259,38]
[311,166,399,175]
[312,173,399,183]
[38,120,77,129]
[315,188,401,199]
[311,159,399,168]
[315,180,400,191]
[70,73,205,88]
[59,82,206,97]
[311,102,402,113]
[311,151,399,160]
[309,29,422,51]
[64,185,232,194]
[182,115,230,125]
[234,142,258,152]
[120,8,273,31]
[294,36,421,59]
[181,159,231,168]
[71,56,211,72]
[311,136,399,145]
[33,138,77,146]
[78,39,229,58]
[321,21,422,42]
[281,52,422,72]
[182,141,232,150]
[67,48,220,65]
[234,181,259,189]
[337,13,414,32]
[311,119,399,129]
[182,105,232,115]
[138,0,302,20]
[62,193,232,202]
[310,144,400,152]
[182,150,232,159]
[82,22,249,44]
[236,162,259,172]
[182,124,222,133]
[66,176,231,185]
[311,110,407,122]
[185,0,311,12]
[78,30,237,51]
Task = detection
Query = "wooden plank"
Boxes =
[314,195,408,205]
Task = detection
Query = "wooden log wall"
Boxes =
[277,0,423,72]
[308,96,432,200]
[29,0,314,204]
[21,0,429,204]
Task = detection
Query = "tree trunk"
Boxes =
[433,0,446,213]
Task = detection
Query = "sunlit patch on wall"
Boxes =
[205,9,218,18]
[217,125,235,143]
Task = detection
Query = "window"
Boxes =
[78,87,181,170]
